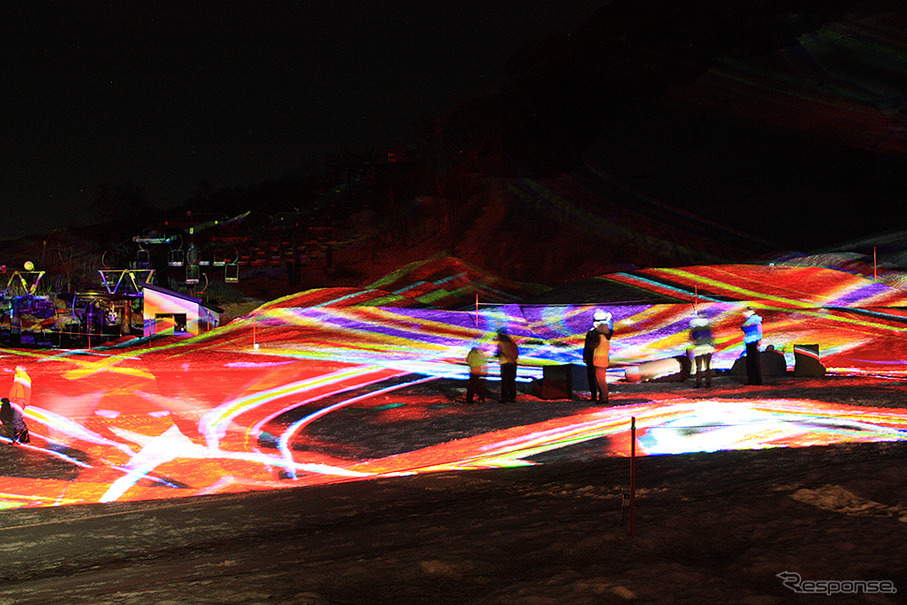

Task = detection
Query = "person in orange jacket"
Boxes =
[583,310,613,402]
[8,365,31,408]
[584,311,613,404]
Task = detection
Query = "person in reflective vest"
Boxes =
[741,308,763,386]
[465,346,488,404]
[8,365,31,408]
[583,310,613,403]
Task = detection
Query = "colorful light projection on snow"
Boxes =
[5,358,907,511]
[329,397,907,476]
[0,263,904,509]
[596,264,907,376]
[630,399,907,456]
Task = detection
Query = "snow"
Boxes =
[0,260,904,602]
[0,376,904,603]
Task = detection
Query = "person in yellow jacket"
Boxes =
[8,365,31,408]
[465,346,488,404]
[5,366,31,444]
[583,310,613,402]
[584,311,613,404]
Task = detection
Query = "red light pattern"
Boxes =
[0,264,904,509]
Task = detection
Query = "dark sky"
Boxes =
[2,2,604,240]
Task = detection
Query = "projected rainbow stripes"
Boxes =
[0,263,904,509]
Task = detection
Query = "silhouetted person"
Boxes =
[689,311,714,388]
[465,346,488,404]
[583,310,613,402]
[495,330,518,403]
[741,308,763,385]
[0,398,12,441]
[0,397,28,444]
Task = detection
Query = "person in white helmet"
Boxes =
[583,310,613,403]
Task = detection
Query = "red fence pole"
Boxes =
[874,247,878,282]
[630,416,636,536]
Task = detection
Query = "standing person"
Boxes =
[0,398,29,444]
[495,330,518,403]
[0,398,13,442]
[8,365,31,408]
[583,310,613,402]
[741,307,763,386]
[589,311,613,404]
[465,346,488,404]
[689,311,714,388]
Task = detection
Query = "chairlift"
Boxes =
[135,248,151,269]
[168,248,185,267]
[165,235,184,267]
[225,262,239,283]
[185,264,200,285]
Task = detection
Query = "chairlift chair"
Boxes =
[135,248,151,269]
[185,264,200,285]
[225,262,240,283]
[168,248,185,267]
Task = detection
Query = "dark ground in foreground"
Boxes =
[0,377,905,605]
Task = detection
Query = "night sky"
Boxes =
[2,2,603,240]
